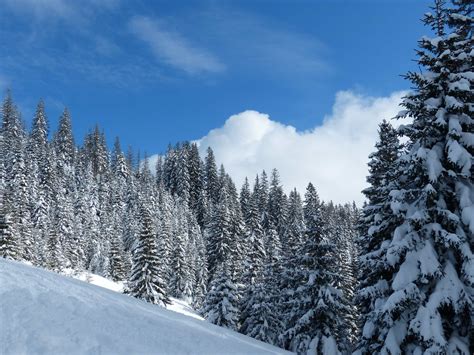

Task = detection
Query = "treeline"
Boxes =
[0,92,359,352]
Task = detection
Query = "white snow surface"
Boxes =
[0,259,290,355]
[66,269,204,320]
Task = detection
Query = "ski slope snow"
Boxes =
[68,268,204,321]
[0,259,291,355]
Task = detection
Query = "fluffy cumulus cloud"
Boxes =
[196,91,407,205]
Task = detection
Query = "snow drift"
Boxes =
[0,259,290,355]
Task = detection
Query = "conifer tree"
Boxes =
[28,100,52,265]
[285,189,305,254]
[53,108,75,166]
[255,171,269,221]
[155,155,164,187]
[355,120,402,352]
[176,144,191,204]
[239,261,283,345]
[206,187,233,281]
[242,180,266,286]
[240,177,252,224]
[109,233,126,282]
[128,205,170,306]
[45,222,65,272]
[0,201,19,260]
[192,224,208,309]
[267,169,288,240]
[204,147,220,206]
[188,142,204,212]
[281,183,347,354]
[356,1,473,353]
[170,205,192,300]
[163,144,177,195]
[202,261,240,331]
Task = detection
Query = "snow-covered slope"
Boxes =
[68,269,204,320]
[0,259,290,355]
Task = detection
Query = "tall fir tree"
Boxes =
[355,120,403,353]
[128,205,170,306]
[281,183,347,354]
[204,147,220,206]
[0,200,19,260]
[108,233,126,282]
[356,1,473,353]
[202,261,240,331]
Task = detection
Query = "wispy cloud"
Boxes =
[0,0,162,88]
[128,16,225,75]
[2,0,120,23]
[3,0,75,20]
[0,49,164,88]
[195,8,330,79]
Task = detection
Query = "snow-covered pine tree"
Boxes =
[225,176,247,279]
[355,120,403,353]
[163,144,177,195]
[108,233,126,282]
[202,261,240,331]
[330,205,359,352]
[206,186,233,281]
[281,183,347,354]
[204,147,220,207]
[192,222,208,309]
[1,92,34,262]
[0,200,19,260]
[169,202,193,301]
[188,142,204,212]
[157,187,173,283]
[28,100,52,266]
[357,1,473,353]
[241,178,266,287]
[45,218,65,272]
[155,155,164,187]
[53,108,75,167]
[285,189,305,255]
[239,260,283,345]
[278,188,305,346]
[241,217,283,345]
[123,170,140,252]
[83,125,109,177]
[257,171,269,221]
[176,143,191,204]
[128,205,170,306]
[240,177,251,224]
[267,168,288,243]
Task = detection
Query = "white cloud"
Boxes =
[3,0,119,21]
[196,90,407,205]
[3,0,74,19]
[129,16,225,75]
[206,9,330,77]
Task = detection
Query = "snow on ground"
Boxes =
[66,269,204,320]
[167,297,204,320]
[0,259,290,355]
[66,269,125,293]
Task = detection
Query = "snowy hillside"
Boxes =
[68,268,204,320]
[0,259,290,355]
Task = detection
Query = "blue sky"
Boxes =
[0,0,434,202]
